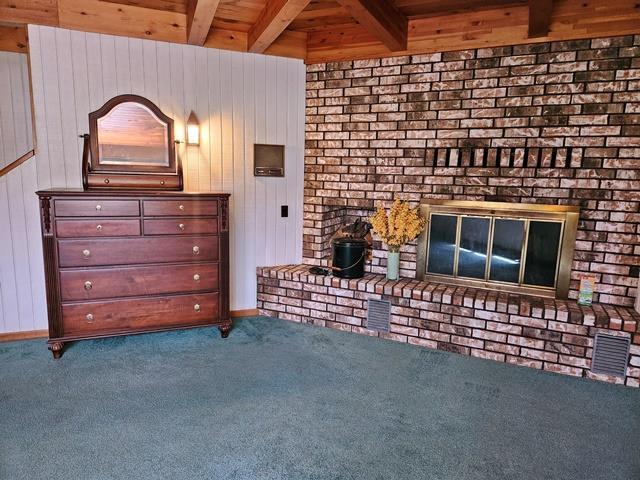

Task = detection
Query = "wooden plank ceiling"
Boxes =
[1,0,639,62]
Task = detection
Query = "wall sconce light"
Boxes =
[186,111,200,146]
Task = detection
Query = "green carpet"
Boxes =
[1,316,639,480]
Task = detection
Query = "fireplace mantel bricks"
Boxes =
[257,265,640,388]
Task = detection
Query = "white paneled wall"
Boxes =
[0,25,305,333]
[0,51,39,334]
[0,51,33,169]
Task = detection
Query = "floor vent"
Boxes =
[367,299,390,333]
[591,333,630,378]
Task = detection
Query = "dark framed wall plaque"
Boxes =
[254,144,284,177]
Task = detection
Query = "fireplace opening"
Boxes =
[416,200,579,299]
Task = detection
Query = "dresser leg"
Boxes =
[218,322,232,338]
[48,342,64,359]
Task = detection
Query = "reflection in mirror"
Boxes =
[97,102,170,167]
[0,47,34,171]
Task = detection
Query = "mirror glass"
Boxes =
[0,38,34,171]
[97,102,169,167]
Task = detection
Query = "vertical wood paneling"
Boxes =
[242,54,257,307]
[55,28,81,186]
[254,55,267,267]
[0,25,305,333]
[264,58,277,266]
[71,31,91,163]
[0,52,32,168]
[207,48,222,193]
[0,51,39,333]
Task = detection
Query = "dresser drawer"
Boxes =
[143,199,217,217]
[62,293,219,336]
[55,199,140,217]
[60,263,219,301]
[143,218,218,236]
[56,219,141,238]
[57,236,218,267]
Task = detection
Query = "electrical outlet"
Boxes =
[281,205,288,217]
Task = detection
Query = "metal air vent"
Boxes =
[591,333,630,378]
[367,299,390,333]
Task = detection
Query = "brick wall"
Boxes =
[304,35,640,307]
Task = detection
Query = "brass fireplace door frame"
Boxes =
[415,200,580,299]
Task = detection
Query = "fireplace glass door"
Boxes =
[418,200,579,298]
[426,214,563,290]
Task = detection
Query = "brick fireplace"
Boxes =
[258,34,640,387]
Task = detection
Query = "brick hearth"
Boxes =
[257,265,640,387]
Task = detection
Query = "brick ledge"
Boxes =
[257,264,640,335]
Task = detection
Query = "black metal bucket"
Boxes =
[332,237,367,279]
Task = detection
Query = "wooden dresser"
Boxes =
[37,189,231,358]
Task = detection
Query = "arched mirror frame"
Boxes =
[0,24,37,179]
[83,94,182,190]
[88,94,177,173]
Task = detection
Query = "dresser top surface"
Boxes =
[37,189,230,198]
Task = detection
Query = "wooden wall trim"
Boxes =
[0,149,35,179]
[0,329,48,342]
[231,309,260,318]
[0,310,260,341]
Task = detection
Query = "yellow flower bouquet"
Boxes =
[369,199,426,280]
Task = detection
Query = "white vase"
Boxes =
[387,249,400,280]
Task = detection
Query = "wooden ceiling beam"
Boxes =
[57,0,186,44]
[186,0,220,45]
[306,0,640,64]
[336,0,408,51]
[0,24,28,53]
[247,0,311,53]
[528,0,553,38]
[0,0,59,25]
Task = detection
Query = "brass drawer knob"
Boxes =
[84,281,93,291]
[82,249,91,257]
[179,204,185,211]
[96,224,103,232]
[95,204,102,211]
[178,223,185,231]
[192,245,200,255]
[86,313,94,323]
[193,274,200,281]
[194,304,201,312]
